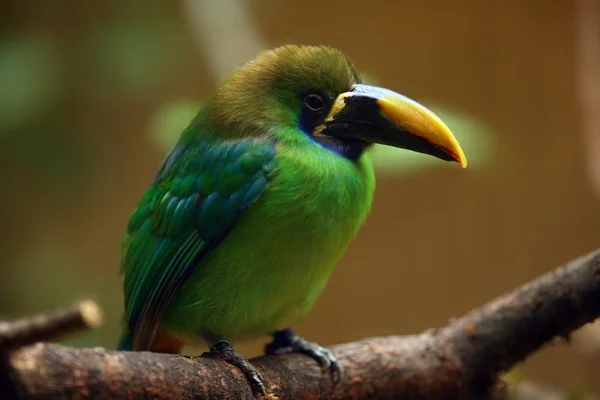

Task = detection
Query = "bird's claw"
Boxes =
[203,340,267,396]
[266,329,342,383]
[245,370,267,397]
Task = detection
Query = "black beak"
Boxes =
[317,84,467,168]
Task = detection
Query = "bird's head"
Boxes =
[199,45,467,167]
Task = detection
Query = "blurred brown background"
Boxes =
[1,0,599,395]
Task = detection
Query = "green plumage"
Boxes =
[119,45,375,351]
[118,45,465,385]
[121,138,278,349]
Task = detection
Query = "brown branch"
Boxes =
[1,248,600,399]
[0,300,102,351]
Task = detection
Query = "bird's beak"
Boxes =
[318,84,467,168]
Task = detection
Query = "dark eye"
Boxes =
[303,94,325,113]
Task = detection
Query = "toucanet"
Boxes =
[118,45,467,395]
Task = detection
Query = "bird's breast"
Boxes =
[163,147,376,339]
[252,146,376,276]
[268,147,373,234]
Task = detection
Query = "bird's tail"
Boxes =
[116,330,134,351]
[116,328,183,353]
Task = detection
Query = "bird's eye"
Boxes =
[303,94,325,113]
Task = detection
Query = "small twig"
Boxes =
[1,249,599,399]
[0,300,102,351]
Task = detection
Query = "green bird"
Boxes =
[118,45,467,395]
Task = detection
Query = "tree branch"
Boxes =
[2,248,599,399]
[0,300,102,351]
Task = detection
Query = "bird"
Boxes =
[117,44,467,395]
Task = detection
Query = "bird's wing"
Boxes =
[120,138,277,350]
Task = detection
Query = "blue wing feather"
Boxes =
[120,138,277,350]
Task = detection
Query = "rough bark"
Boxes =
[1,248,599,399]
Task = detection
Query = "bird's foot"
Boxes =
[203,340,266,396]
[265,329,341,382]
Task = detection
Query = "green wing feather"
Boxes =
[121,137,277,350]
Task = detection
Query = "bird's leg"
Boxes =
[202,339,266,396]
[265,328,341,382]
